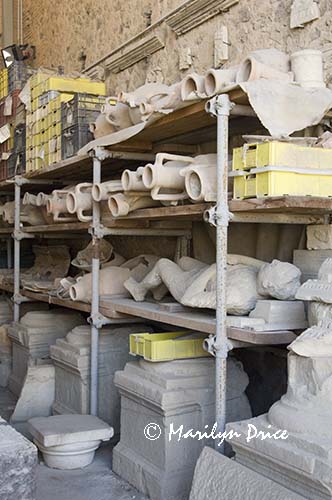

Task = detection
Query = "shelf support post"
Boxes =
[13,176,22,322]
[206,94,233,454]
[89,148,103,416]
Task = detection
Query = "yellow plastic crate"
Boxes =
[48,149,62,164]
[231,166,332,199]
[129,331,209,362]
[48,122,61,139]
[40,77,105,96]
[232,141,332,171]
[49,93,74,112]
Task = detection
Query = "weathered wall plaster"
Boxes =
[21,0,332,94]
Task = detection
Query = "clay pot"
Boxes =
[69,266,131,303]
[102,99,133,130]
[36,192,51,207]
[91,180,123,202]
[142,153,193,202]
[180,154,217,203]
[47,189,77,223]
[66,183,93,222]
[291,49,325,88]
[23,193,38,206]
[119,83,170,125]
[180,73,206,101]
[139,82,182,119]
[108,192,159,217]
[90,113,116,139]
[121,167,148,192]
[204,67,238,96]
[236,56,293,83]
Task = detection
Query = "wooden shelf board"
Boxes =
[104,297,296,345]
[230,196,332,215]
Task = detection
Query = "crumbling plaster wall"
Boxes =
[22,0,332,94]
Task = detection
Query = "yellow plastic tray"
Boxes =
[129,331,209,362]
[231,166,332,199]
[233,141,332,171]
[40,77,105,96]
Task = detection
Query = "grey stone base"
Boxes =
[227,416,332,500]
[113,442,193,500]
[0,417,37,499]
[189,447,304,500]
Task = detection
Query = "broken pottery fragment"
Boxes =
[257,259,301,300]
[71,239,113,271]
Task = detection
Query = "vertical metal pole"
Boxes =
[214,94,232,454]
[90,155,101,415]
[13,180,21,322]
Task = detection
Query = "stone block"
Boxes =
[189,446,303,500]
[249,300,308,330]
[0,416,38,499]
[8,309,84,396]
[50,324,150,433]
[28,414,113,470]
[112,357,252,500]
[227,415,332,500]
[293,250,332,282]
[307,224,332,250]
[10,364,55,437]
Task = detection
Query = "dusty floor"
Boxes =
[0,387,148,500]
[36,445,147,500]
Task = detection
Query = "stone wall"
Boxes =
[21,0,332,94]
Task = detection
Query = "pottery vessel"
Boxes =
[69,266,131,303]
[66,183,93,222]
[92,180,123,202]
[36,192,51,207]
[204,67,238,96]
[108,192,159,217]
[236,56,293,83]
[90,113,116,139]
[180,73,206,101]
[139,82,183,119]
[180,154,217,202]
[47,189,77,223]
[102,99,133,130]
[142,153,193,202]
[291,49,325,88]
[119,83,170,125]
[121,167,148,192]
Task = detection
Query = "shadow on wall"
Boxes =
[192,221,305,264]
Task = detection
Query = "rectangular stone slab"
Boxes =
[28,414,113,447]
[189,447,303,500]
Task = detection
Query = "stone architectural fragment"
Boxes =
[0,416,37,499]
[113,357,252,500]
[307,224,332,250]
[290,0,320,29]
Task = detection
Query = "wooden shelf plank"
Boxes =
[104,297,296,345]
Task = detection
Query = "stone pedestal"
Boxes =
[227,353,332,500]
[8,310,84,396]
[50,324,150,431]
[0,416,37,499]
[112,356,252,500]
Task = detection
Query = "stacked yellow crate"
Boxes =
[0,69,8,99]
[26,72,105,172]
[230,141,332,199]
